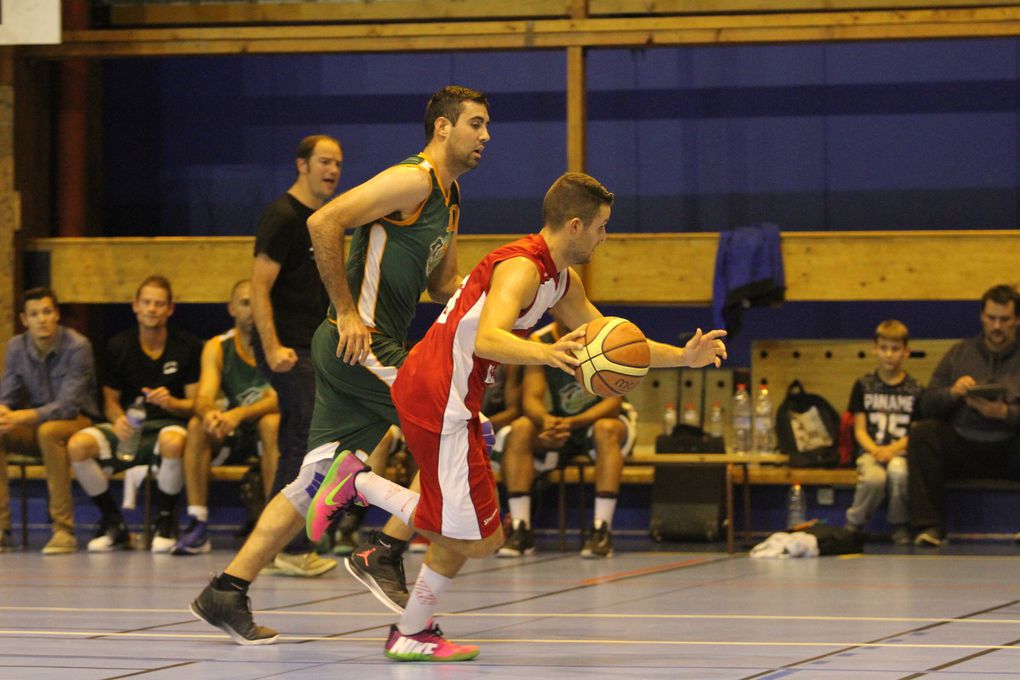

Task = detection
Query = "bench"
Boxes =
[6,459,248,548]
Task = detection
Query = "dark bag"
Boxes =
[775,380,841,468]
[803,524,864,555]
[654,424,724,454]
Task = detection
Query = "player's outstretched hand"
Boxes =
[683,328,728,368]
[336,309,373,365]
[548,326,585,375]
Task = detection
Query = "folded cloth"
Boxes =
[750,531,819,558]
[712,223,785,336]
[121,464,151,510]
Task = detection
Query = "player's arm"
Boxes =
[102,385,134,441]
[193,338,224,421]
[521,364,551,426]
[307,165,432,365]
[251,254,296,372]
[426,235,461,305]
[230,388,279,424]
[565,396,623,431]
[553,269,727,369]
[853,411,879,454]
[474,258,584,372]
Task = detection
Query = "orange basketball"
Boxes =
[573,317,650,397]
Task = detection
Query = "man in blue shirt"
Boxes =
[0,288,99,553]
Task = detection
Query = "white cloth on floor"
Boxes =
[750,531,819,559]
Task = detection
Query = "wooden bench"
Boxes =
[6,460,248,548]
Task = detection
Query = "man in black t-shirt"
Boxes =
[68,276,202,552]
[249,134,341,576]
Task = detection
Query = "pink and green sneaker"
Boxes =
[305,450,369,543]
[384,622,479,662]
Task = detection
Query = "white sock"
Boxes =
[355,470,418,526]
[398,563,451,635]
[508,496,531,528]
[188,505,209,522]
[72,459,108,497]
[594,496,617,530]
[157,458,184,495]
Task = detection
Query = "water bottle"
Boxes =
[706,401,724,439]
[752,383,775,455]
[786,482,806,529]
[662,402,677,436]
[681,402,699,428]
[116,396,146,462]
[731,384,751,455]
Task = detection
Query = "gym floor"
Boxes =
[3,534,1020,679]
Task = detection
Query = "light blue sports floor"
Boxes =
[3,535,1020,679]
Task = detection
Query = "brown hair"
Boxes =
[136,275,174,303]
[874,319,909,344]
[296,135,342,164]
[424,86,489,142]
[20,287,58,313]
[542,172,615,229]
[981,284,1020,314]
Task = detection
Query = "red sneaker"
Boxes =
[384,622,479,662]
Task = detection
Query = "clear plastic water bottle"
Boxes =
[706,401,724,439]
[786,482,806,529]
[681,402,699,428]
[752,383,775,455]
[662,402,677,436]
[731,384,751,455]
[116,396,146,462]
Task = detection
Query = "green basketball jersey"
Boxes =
[532,323,602,417]
[218,329,270,408]
[330,154,460,344]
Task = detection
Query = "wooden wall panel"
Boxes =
[752,338,959,415]
[26,230,1020,305]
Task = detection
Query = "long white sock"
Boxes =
[508,496,531,528]
[398,563,451,635]
[157,458,184,495]
[594,496,617,530]
[72,459,108,497]
[354,470,418,526]
[187,505,209,522]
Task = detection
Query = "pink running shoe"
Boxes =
[384,622,480,662]
[306,450,369,542]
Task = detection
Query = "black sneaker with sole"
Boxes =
[87,518,131,552]
[581,523,614,558]
[497,521,535,558]
[190,577,279,645]
[345,530,409,614]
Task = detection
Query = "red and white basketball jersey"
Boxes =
[393,233,570,433]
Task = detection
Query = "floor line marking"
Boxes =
[579,558,712,586]
[4,629,1020,650]
[4,605,1020,625]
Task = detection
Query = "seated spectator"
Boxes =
[173,280,280,555]
[497,319,637,559]
[67,276,202,552]
[0,288,100,553]
[844,320,922,545]
[909,284,1020,547]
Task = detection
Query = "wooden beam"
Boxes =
[25,7,1020,58]
[26,230,1020,305]
[589,0,1020,15]
[108,0,572,26]
[0,47,16,367]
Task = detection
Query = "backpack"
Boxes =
[775,380,841,468]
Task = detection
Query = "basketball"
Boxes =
[573,317,650,397]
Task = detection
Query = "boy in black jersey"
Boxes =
[845,320,921,545]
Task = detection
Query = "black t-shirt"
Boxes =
[253,192,329,348]
[847,371,923,450]
[104,326,203,421]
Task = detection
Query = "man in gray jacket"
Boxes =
[908,284,1020,547]
[0,288,99,553]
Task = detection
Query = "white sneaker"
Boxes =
[273,551,337,577]
[150,534,176,553]
[87,521,131,552]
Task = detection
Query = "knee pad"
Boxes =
[281,458,333,517]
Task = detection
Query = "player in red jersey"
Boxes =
[307,172,727,661]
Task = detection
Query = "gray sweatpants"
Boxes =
[845,453,908,527]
